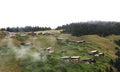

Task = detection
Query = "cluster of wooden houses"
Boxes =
[35,46,98,64]
[3,31,27,38]
[89,50,104,56]
[60,56,96,64]
[56,37,88,44]
[4,31,58,38]
[60,50,104,64]
[28,31,59,36]
[55,38,99,64]
[3,31,104,64]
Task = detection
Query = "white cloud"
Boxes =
[0,0,120,28]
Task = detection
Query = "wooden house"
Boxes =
[60,56,70,62]
[21,42,33,46]
[76,40,86,44]
[56,38,63,41]
[66,39,76,43]
[98,52,104,56]
[89,50,99,55]
[81,59,96,64]
[44,47,54,53]
[61,56,80,62]
[89,50,104,56]
[7,32,17,37]
[66,39,86,44]
[70,56,80,62]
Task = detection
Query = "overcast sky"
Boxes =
[0,0,120,29]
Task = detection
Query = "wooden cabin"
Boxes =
[98,52,104,56]
[44,47,54,53]
[66,39,86,44]
[21,42,33,46]
[61,56,70,62]
[61,56,80,62]
[76,40,86,44]
[70,56,80,62]
[56,38,63,41]
[89,50,104,56]
[81,59,96,64]
[66,39,76,43]
[7,32,17,38]
[89,50,99,55]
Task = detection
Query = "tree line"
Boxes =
[1,26,51,32]
[56,21,120,37]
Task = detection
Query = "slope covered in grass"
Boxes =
[58,34,117,59]
[0,30,119,72]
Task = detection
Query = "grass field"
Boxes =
[0,30,119,72]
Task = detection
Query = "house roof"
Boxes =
[90,50,98,53]
[61,56,80,59]
[71,56,80,58]
[61,56,70,59]
[46,47,52,50]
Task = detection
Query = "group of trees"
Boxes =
[56,21,120,37]
[110,48,120,72]
[2,26,51,32]
[110,40,120,72]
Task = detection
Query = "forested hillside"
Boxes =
[1,26,51,32]
[56,21,120,37]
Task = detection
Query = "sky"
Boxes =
[0,0,120,29]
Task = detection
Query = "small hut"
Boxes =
[89,50,104,56]
[89,50,99,55]
[21,42,33,46]
[99,52,104,56]
[44,47,54,53]
[56,38,63,41]
[81,59,96,64]
[66,39,86,44]
[61,56,70,62]
[61,56,80,63]
[75,40,86,44]
[7,32,16,38]
[70,56,80,62]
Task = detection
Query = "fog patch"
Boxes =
[7,38,15,47]
[31,48,47,61]
[1,37,47,62]
[13,46,30,60]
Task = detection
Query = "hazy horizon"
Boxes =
[0,0,120,29]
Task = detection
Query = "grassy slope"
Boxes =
[0,30,120,72]
[59,34,117,59]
